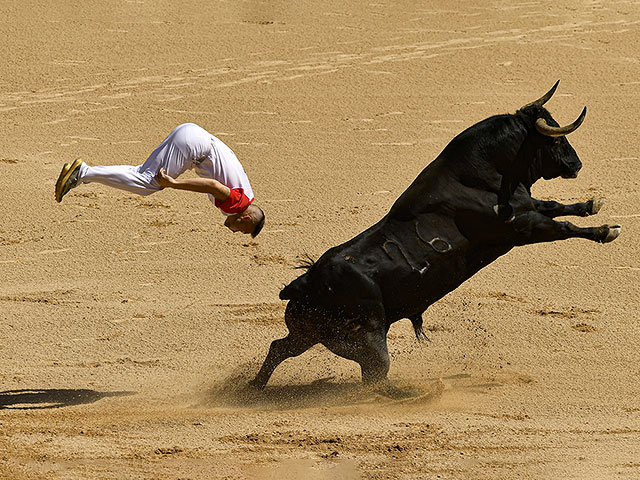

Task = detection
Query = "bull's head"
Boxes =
[521,81,587,180]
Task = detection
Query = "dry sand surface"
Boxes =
[1,0,639,478]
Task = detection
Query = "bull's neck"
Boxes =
[513,133,544,191]
[472,115,529,180]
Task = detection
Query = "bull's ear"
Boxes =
[521,80,560,109]
[535,106,587,137]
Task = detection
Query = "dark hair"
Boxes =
[251,206,265,238]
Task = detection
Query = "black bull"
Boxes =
[251,82,622,397]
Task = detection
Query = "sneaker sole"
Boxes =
[56,158,83,203]
[55,163,71,202]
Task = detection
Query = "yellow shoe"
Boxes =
[55,158,83,203]
[55,163,71,202]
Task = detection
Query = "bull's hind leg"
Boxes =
[250,334,315,389]
[512,212,621,245]
[325,329,413,399]
[250,301,317,389]
[532,197,605,218]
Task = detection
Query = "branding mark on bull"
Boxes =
[382,240,429,274]
[415,221,452,253]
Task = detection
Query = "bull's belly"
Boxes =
[376,255,468,320]
[374,243,512,321]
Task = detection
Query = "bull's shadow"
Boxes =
[0,389,135,410]
[212,377,372,410]
[206,367,443,410]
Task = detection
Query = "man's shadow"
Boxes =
[0,389,135,410]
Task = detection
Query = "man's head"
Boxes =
[224,204,265,237]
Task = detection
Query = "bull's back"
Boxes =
[280,220,389,305]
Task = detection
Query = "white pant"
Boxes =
[77,123,209,196]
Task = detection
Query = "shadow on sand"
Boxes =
[0,389,135,410]
[203,365,444,411]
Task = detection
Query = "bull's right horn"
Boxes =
[535,106,587,137]
[522,80,560,109]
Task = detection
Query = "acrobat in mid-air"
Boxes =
[55,123,265,237]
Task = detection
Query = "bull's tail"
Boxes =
[294,253,315,270]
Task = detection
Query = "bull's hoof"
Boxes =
[590,198,605,215]
[602,225,621,243]
[493,204,515,223]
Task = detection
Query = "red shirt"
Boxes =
[215,187,254,214]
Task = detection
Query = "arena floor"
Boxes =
[1,1,639,478]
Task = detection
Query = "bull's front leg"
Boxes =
[532,197,605,218]
[511,211,621,245]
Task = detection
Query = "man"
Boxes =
[55,123,265,237]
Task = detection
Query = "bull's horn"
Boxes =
[535,106,587,137]
[522,80,560,109]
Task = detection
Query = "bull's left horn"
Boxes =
[522,80,560,109]
[535,106,587,137]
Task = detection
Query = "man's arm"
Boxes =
[155,168,230,202]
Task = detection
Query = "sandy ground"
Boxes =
[1,0,639,478]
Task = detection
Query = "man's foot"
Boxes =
[55,163,70,200]
[55,158,82,203]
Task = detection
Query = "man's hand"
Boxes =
[153,169,230,201]
[155,168,175,188]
